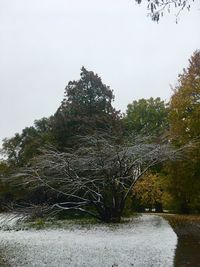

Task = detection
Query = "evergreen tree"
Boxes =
[52,67,122,148]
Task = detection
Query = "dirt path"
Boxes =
[163,214,200,267]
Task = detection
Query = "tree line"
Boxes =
[0,51,199,222]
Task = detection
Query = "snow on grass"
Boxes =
[0,213,27,230]
[0,214,177,267]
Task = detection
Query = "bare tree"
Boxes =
[21,135,180,223]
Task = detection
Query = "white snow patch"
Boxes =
[0,214,177,267]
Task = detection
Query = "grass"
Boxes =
[23,212,141,230]
[24,216,102,230]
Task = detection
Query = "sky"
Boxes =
[0,0,199,145]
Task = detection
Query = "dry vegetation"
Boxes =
[162,214,200,237]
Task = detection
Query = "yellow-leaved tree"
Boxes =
[168,50,200,213]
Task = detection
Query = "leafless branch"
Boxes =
[16,135,186,222]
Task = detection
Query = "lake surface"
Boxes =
[0,214,177,266]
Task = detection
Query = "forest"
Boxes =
[0,50,200,222]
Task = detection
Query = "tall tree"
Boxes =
[168,50,200,213]
[124,97,168,136]
[170,50,200,144]
[124,98,169,212]
[52,67,122,148]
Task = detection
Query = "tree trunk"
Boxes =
[180,201,190,214]
[155,202,163,213]
[101,207,122,223]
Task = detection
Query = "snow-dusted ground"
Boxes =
[0,214,177,267]
[0,213,27,230]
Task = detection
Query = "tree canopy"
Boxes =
[1,118,54,167]
[168,50,200,213]
[124,97,168,136]
[169,50,200,145]
[52,67,122,148]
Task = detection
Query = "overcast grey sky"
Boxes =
[0,0,199,144]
